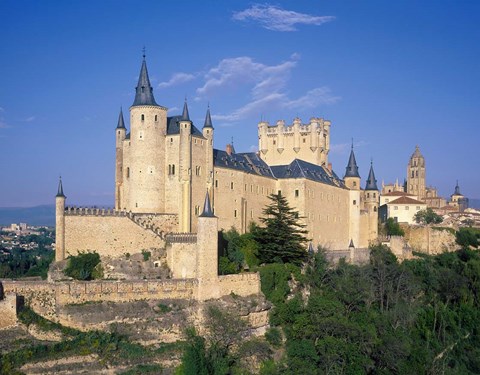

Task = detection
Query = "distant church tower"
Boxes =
[407,146,426,200]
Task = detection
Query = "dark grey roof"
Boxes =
[116,108,126,129]
[167,116,204,137]
[203,107,213,128]
[56,177,65,198]
[308,243,315,256]
[181,100,190,121]
[270,159,345,187]
[454,181,461,195]
[365,162,378,191]
[344,146,360,178]
[132,58,158,107]
[213,150,275,178]
[199,192,215,217]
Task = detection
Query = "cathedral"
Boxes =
[56,56,380,262]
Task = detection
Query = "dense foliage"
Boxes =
[384,217,405,236]
[0,231,54,279]
[64,251,103,280]
[414,208,444,224]
[456,227,480,248]
[259,245,480,374]
[253,193,309,265]
[218,226,260,274]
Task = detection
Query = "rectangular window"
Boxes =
[215,180,218,188]
[231,182,234,190]
[234,209,237,218]
[295,189,299,197]
[394,206,398,210]
[405,206,409,210]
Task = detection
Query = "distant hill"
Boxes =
[0,205,55,227]
[470,199,480,210]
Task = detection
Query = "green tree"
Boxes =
[253,193,309,265]
[64,251,103,280]
[385,218,405,236]
[414,208,443,224]
[456,228,479,248]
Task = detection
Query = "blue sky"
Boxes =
[0,0,479,207]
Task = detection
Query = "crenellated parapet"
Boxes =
[165,233,198,244]
[258,117,331,167]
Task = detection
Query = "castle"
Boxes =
[55,56,380,283]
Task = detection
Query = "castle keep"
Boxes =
[55,56,380,274]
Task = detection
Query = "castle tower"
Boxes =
[202,106,214,202]
[364,161,379,243]
[179,100,192,232]
[344,144,361,248]
[128,54,168,213]
[196,193,219,300]
[407,146,426,200]
[55,177,66,261]
[115,108,126,210]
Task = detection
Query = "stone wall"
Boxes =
[217,273,261,297]
[166,235,198,279]
[403,225,457,254]
[64,211,177,258]
[0,289,19,329]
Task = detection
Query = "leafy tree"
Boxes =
[64,251,103,280]
[385,218,405,236]
[253,193,309,265]
[456,228,479,248]
[414,208,443,224]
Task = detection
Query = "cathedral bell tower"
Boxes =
[407,146,426,200]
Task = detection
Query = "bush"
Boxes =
[64,251,102,280]
[456,228,480,248]
[141,250,151,261]
[265,327,282,348]
[385,218,405,236]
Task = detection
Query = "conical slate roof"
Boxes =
[365,162,378,191]
[344,145,360,178]
[56,177,65,198]
[116,108,126,129]
[454,181,461,195]
[203,106,213,128]
[132,57,158,107]
[199,192,215,217]
[181,100,190,121]
[411,145,423,159]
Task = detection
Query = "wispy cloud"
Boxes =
[0,107,5,113]
[232,4,335,32]
[167,106,179,113]
[24,116,35,122]
[201,54,340,123]
[330,140,368,154]
[158,72,196,89]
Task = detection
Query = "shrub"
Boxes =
[64,251,101,281]
[265,327,282,348]
[141,250,151,261]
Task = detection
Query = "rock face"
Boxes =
[403,225,457,254]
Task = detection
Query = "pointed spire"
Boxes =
[199,192,215,217]
[116,107,126,129]
[344,142,360,178]
[56,176,65,198]
[132,53,158,107]
[349,239,355,248]
[454,180,461,195]
[181,98,190,121]
[203,105,213,128]
[365,160,378,191]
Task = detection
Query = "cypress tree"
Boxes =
[254,192,309,265]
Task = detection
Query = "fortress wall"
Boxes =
[359,212,370,249]
[166,241,197,279]
[217,273,261,297]
[1,280,57,320]
[190,136,209,232]
[403,226,457,254]
[64,214,169,257]
[55,279,197,305]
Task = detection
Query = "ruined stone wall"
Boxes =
[64,212,177,258]
[217,273,261,297]
[0,291,19,329]
[403,226,457,254]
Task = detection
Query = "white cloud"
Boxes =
[158,72,196,88]
[24,116,35,122]
[197,54,339,124]
[196,56,297,98]
[232,4,335,32]
[330,140,368,154]
[167,106,179,113]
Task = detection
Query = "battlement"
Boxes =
[165,233,198,243]
[258,117,331,167]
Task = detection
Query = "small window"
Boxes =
[353,181,357,187]
[303,138,306,143]
[374,207,377,212]
[278,190,281,195]
[385,199,389,203]
[126,167,130,178]
[394,206,398,210]
[170,138,173,143]
[405,206,409,210]
[353,200,356,205]
[215,180,218,188]
[295,189,299,197]
[244,184,247,191]
[231,182,234,190]
[234,209,237,218]
[155,115,158,121]
[172,165,175,175]
[273,140,276,145]
[141,114,145,121]
[367,193,370,198]
[416,206,420,210]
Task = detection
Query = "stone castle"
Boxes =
[54,55,380,297]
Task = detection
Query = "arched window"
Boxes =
[141,114,145,121]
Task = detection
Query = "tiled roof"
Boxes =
[388,196,426,205]
[382,191,413,197]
